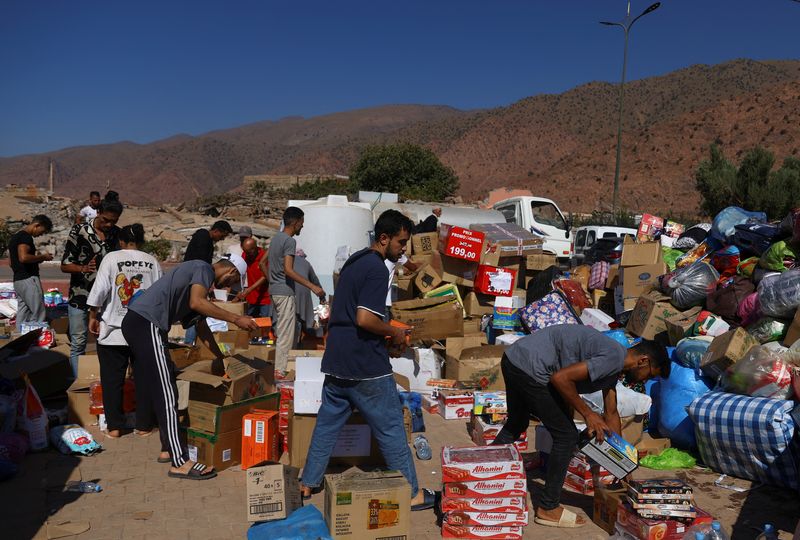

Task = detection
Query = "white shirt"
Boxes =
[80,205,98,222]
[86,250,163,345]
[385,254,408,307]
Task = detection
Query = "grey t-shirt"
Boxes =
[268,231,297,297]
[129,260,215,331]
[505,325,626,394]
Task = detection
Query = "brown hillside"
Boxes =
[1,59,799,213]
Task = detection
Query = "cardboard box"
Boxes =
[246,462,302,522]
[441,444,524,483]
[294,355,324,414]
[49,317,69,336]
[187,428,241,471]
[782,307,800,347]
[168,344,204,369]
[0,345,73,399]
[391,296,464,341]
[395,268,418,301]
[412,232,439,255]
[215,301,246,316]
[620,238,663,267]
[437,390,475,420]
[463,292,496,317]
[186,392,279,436]
[700,328,759,379]
[665,306,703,346]
[438,254,480,287]
[447,345,505,391]
[439,224,485,262]
[389,348,443,395]
[474,265,516,297]
[580,308,615,332]
[324,470,411,540]
[606,264,620,289]
[636,214,665,243]
[616,502,713,540]
[177,355,275,407]
[593,486,626,535]
[492,295,524,331]
[626,291,681,340]
[242,410,281,470]
[414,263,443,294]
[216,330,253,349]
[526,253,556,271]
[635,433,672,458]
[469,223,543,266]
[619,263,667,312]
[445,336,488,373]
[65,354,102,426]
[443,511,528,528]
[440,496,527,514]
[442,479,527,499]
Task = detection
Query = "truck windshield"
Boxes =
[530,201,567,230]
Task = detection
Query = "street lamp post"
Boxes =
[601,1,661,217]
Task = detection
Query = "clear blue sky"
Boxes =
[1,0,798,157]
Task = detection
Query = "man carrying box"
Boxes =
[300,210,436,511]
[491,325,669,528]
[122,256,259,480]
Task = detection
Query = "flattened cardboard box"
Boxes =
[626,291,681,340]
[391,296,464,341]
[448,345,506,391]
[324,469,411,540]
[246,462,302,522]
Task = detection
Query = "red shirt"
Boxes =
[244,248,271,306]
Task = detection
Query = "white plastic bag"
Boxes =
[580,381,652,418]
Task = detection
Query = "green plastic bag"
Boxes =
[662,247,684,271]
[640,447,696,470]
[759,240,799,272]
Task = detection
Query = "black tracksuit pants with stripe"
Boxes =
[122,310,188,467]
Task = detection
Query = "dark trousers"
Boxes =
[493,355,579,511]
[122,310,187,467]
[96,343,156,433]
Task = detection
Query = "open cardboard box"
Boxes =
[178,354,275,407]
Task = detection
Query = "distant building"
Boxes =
[243,174,348,190]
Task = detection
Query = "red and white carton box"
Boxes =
[441,445,524,483]
[441,496,527,514]
[438,390,475,420]
[440,224,485,262]
[441,523,523,539]
[443,479,527,499]
[567,453,612,480]
[474,265,517,297]
[422,394,439,415]
[445,511,529,527]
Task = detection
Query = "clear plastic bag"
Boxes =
[711,206,766,243]
[757,268,800,318]
[747,317,788,344]
[718,345,798,399]
[667,262,720,309]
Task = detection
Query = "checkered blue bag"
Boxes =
[520,290,581,333]
[687,391,799,491]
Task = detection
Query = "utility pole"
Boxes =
[48,159,54,196]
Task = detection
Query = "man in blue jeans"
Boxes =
[300,210,435,511]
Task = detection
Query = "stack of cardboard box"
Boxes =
[440,445,529,539]
[468,391,528,451]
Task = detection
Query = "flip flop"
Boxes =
[533,507,586,528]
[156,456,172,464]
[411,488,436,512]
[167,462,217,481]
[301,485,322,501]
[135,430,154,438]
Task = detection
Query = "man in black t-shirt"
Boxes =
[300,210,435,511]
[183,221,233,263]
[9,215,53,323]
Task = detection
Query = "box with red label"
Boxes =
[443,479,527,499]
[469,415,527,451]
[445,511,528,528]
[441,523,523,539]
[441,445,524,483]
[441,496,527,514]
[563,471,615,496]
[440,224,485,262]
[568,453,613,480]
[438,390,475,420]
[474,265,517,297]
[616,502,713,540]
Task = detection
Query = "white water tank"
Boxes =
[289,195,374,295]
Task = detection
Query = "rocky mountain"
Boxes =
[1,58,799,214]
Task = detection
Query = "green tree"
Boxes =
[695,145,800,219]
[350,143,459,202]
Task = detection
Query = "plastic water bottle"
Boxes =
[694,532,707,540]
[708,521,729,540]
[65,481,102,493]
[414,435,432,460]
[755,523,778,540]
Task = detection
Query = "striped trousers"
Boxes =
[122,310,187,467]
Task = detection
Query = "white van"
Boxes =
[491,196,573,263]
[572,225,637,264]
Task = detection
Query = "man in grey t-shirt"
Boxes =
[122,258,258,481]
[493,325,669,529]
[262,207,325,377]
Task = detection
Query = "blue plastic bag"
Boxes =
[602,329,641,349]
[710,207,766,243]
[657,361,714,449]
[399,391,425,433]
[247,505,332,540]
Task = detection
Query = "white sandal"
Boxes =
[533,507,586,528]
